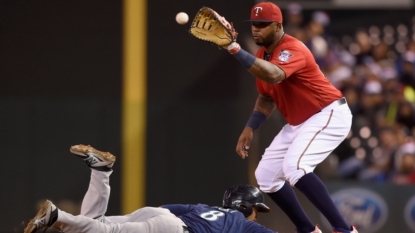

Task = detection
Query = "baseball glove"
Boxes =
[189,7,238,47]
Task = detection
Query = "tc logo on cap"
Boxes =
[246,2,283,23]
[254,7,262,16]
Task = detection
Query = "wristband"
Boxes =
[233,48,256,69]
[245,111,267,131]
[227,42,241,54]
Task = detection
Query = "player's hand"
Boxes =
[236,127,253,159]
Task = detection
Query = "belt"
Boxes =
[183,226,190,233]
[317,97,347,114]
[336,97,346,106]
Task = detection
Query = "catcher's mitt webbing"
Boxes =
[189,7,237,46]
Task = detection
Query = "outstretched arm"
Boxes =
[227,43,286,84]
[248,58,286,84]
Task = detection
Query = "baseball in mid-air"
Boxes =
[176,12,189,25]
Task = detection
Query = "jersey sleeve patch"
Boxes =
[278,50,293,62]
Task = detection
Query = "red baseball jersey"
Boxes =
[255,34,343,125]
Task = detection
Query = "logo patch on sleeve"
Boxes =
[278,50,293,62]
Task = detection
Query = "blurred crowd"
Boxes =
[284,3,415,185]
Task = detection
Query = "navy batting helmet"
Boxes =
[222,184,271,217]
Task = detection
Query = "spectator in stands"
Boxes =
[358,126,399,182]
[354,30,373,66]
[304,11,331,69]
[395,100,415,133]
[284,2,303,36]
[400,41,415,89]
[337,124,404,182]
[366,41,398,82]
[355,79,385,135]
[392,141,415,184]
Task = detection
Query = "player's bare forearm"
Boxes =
[254,94,276,117]
[248,59,286,84]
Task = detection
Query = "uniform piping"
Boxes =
[296,109,334,173]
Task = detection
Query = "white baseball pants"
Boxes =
[55,169,186,233]
[255,99,352,193]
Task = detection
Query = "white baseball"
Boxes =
[176,12,189,25]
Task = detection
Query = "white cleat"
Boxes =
[70,144,116,171]
[24,200,58,233]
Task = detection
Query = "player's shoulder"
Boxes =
[193,204,233,211]
[280,34,308,51]
[208,206,245,216]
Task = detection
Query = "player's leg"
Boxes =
[283,103,357,232]
[255,125,318,233]
[70,144,115,219]
[24,200,185,233]
[81,169,112,219]
[58,210,185,233]
[69,145,177,226]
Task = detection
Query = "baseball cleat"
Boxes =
[333,225,358,233]
[24,200,58,233]
[70,144,116,171]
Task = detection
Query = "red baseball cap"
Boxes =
[245,2,283,23]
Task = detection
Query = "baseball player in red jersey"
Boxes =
[223,2,358,233]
